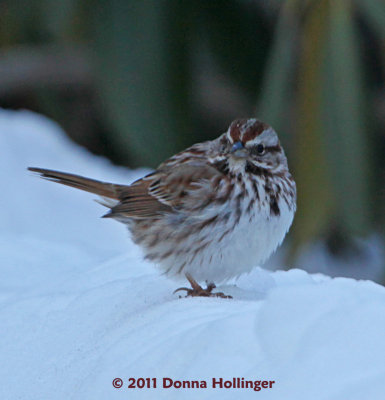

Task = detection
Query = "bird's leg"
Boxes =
[174,273,232,299]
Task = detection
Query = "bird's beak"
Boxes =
[230,141,247,158]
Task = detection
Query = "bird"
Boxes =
[29,118,296,298]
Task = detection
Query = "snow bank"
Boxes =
[1,109,384,400]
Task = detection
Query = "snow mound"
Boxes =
[1,109,384,400]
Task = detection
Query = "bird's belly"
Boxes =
[154,197,295,283]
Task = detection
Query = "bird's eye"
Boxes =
[256,144,265,155]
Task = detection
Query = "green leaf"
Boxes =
[322,0,370,235]
[294,0,335,248]
[257,0,300,135]
[90,0,192,167]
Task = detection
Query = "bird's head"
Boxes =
[214,118,288,174]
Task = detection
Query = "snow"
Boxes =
[1,109,385,400]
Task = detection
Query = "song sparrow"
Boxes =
[29,118,296,298]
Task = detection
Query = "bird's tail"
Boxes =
[28,167,125,199]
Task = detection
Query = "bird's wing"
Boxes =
[106,162,224,219]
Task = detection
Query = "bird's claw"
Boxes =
[173,273,232,299]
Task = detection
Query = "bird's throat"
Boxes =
[228,157,247,174]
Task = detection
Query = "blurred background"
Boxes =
[1,0,384,281]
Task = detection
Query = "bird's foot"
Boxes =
[174,273,232,299]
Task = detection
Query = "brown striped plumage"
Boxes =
[29,118,296,298]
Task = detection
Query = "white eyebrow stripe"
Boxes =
[244,137,261,146]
